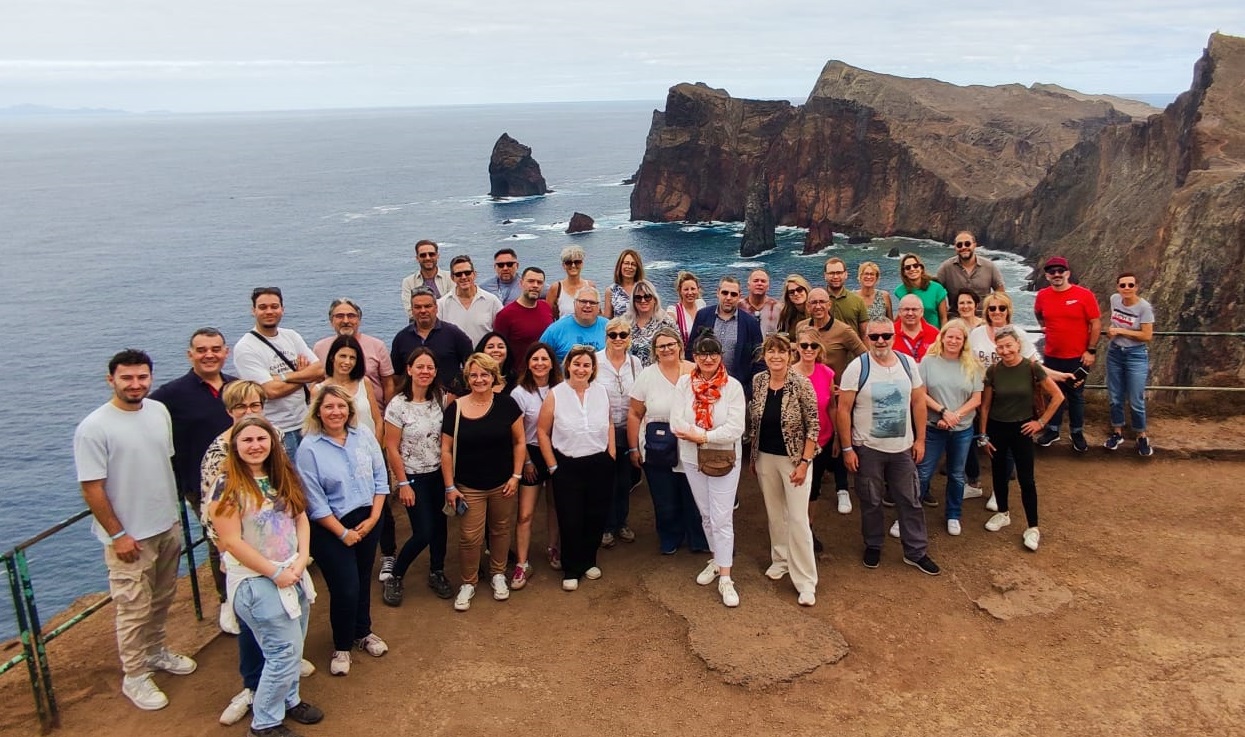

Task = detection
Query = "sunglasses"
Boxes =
[452,270,474,278]
[1118,281,1136,288]
[797,342,819,350]
[955,241,974,248]
[607,331,630,339]
[903,264,924,271]
[495,261,518,268]
[416,252,438,259]
[719,290,740,297]
[633,294,654,302]
[986,305,1008,313]
[786,286,807,296]
[1045,267,1068,275]
[563,259,583,266]
[867,333,894,341]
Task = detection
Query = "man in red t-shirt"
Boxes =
[493,267,555,364]
[893,294,940,361]
[1033,256,1102,451]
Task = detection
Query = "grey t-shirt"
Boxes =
[1109,294,1154,348]
[918,355,984,432]
[74,399,179,544]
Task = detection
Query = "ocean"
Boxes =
[0,101,1035,637]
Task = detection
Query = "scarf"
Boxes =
[691,364,729,431]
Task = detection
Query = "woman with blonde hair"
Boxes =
[211,415,322,734]
[791,325,848,546]
[625,278,673,366]
[855,261,893,321]
[894,253,948,327]
[777,274,813,335]
[667,271,706,345]
[605,249,645,318]
[598,317,644,547]
[546,245,596,319]
[916,319,984,535]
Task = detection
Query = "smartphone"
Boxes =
[1072,367,1090,383]
[454,497,469,516]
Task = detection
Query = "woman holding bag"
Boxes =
[627,326,706,555]
[671,334,747,608]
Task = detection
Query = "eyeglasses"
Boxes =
[986,305,1008,313]
[563,259,583,267]
[786,286,807,296]
[903,264,924,271]
[416,251,438,259]
[1045,267,1068,275]
[576,299,599,306]
[607,331,630,340]
[719,290,739,297]
[694,352,722,359]
[633,294,654,302]
[452,269,474,278]
[797,342,819,350]
[655,342,680,351]
[867,333,894,341]
[899,307,922,313]
[825,270,846,277]
[495,261,518,268]
[331,312,359,320]
[955,241,974,248]
[230,401,265,412]
[1118,281,1136,288]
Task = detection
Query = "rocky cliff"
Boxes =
[489,133,550,197]
[630,35,1245,392]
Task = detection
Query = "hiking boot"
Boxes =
[122,673,168,711]
[1036,428,1060,447]
[382,575,403,607]
[1071,432,1088,452]
[285,701,324,725]
[1137,436,1154,457]
[903,555,942,576]
[378,555,395,582]
[428,570,454,599]
[1103,432,1124,451]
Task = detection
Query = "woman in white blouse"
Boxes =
[537,345,616,591]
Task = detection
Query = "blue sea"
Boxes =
[0,101,1036,637]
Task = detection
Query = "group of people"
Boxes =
[73,230,1155,735]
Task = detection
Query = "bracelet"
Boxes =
[841,446,854,453]
[548,464,559,474]
[444,485,457,493]
[110,529,128,541]
[627,447,639,454]
[1087,348,1097,355]
[523,460,535,466]
[338,528,350,541]
[511,473,522,480]
[397,480,411,487]
[269,563,288,581]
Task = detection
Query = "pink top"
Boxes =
[803,362,836,447]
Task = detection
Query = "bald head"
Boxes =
[898,294,924,327]
[807,287,830,321]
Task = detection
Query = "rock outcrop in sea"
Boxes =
[629,33,1245,393]
[739,176,776,257]
[489,133,550,198]
[566,212,595,233]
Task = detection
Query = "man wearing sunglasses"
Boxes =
[934,231,1006,310]
[438,254,503,345]
[400,239,453,318]
[686,276,763,397]
[1033,256,1101,451]
[836,317,940,576]
[480,248,523,306]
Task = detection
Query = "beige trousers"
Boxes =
[103,525,182,676]
[755,452,818,594]
[457,484,517,586]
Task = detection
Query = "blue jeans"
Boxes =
[280,428,303,459]
[642,464,709,553]
[917,426,972,521]
[233,576,309,730]
[1043,356,1085,433]
[1107,344,1149,431]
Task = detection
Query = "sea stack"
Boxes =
[566,212,595,234]
[489,133,550,198]
[739,177,776,257]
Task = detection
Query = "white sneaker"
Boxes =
[218,602,240,635]
[1023,527,1041,551]
[719,578,740,607]
[329,650,351,676]
[356,632,388,657]
[986,493,998,512]
[146,647,196,675]
[696,559,720,585]
[962,483,984,500]
[299,659,315,678]
[219,687,252,725]
[947,519,962,536]
[985,512,1012,532]
[797,591,816,607]
[584,566,602,580]
[454,584,476,611]
[122,673,168,711]
[836,489,852,514]
[491,573,510,601]
[562,578,579,591]
[764,564,788,580]
[889,520,901,539]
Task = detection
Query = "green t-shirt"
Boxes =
[895,282,949,327]
[985,358,1046,423]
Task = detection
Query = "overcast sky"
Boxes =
[3,1,1242,112]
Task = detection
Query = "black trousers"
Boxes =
[310,505,379,651]
[987,419,1039,527]
[552,450,613,580]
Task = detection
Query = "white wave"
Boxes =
[499,217,535,225]
[679,226,706,233]
[342,213,367,221]
[646,260,678,271]
[503,233,539,241]
[775,225,808,234]
[371,205,404,214]
[533,222,568,231]
[728,261,766,268]
[488,193,547,204]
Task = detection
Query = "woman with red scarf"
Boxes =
[671,334,747,607]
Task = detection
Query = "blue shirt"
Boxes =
[148,370,237,499]
[539,315,608,363]
[296,427,389,520]
[480,275,522,306]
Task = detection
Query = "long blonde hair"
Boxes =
[925,319,983,381]
[215,416,306,519]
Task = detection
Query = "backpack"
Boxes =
[856,352,914,389]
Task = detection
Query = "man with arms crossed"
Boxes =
[837,318,941,576]
[799,287,866,385]
[75,349,197,711]
[232,287,323,457]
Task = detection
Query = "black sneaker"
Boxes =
[921,495,938,508]
[286,701,324,725]
[1071,432,1088,453]
[248,725,304,737]
[813,534,824,554]
[382,576,403,607]
[1036,428,1060,447]
[1137,436,1154,457]
[1103,432,1124,451]
[903,555,942,576]
[862,547,881,569]
[428,570,454,599]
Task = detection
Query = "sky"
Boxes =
[2,1,1242,112]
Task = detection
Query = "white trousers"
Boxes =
[755,452,818,594]
[684,462,740,569]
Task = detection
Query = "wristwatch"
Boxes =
[976,435,990,447]
[798,457,812,466]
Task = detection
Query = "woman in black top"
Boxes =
[440,353,525,612]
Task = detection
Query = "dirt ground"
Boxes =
[3,416,1243,737]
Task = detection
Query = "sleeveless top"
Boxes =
[550,382,611,457]
[863,289,890,321]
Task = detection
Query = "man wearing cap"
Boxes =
[935,230,1006,308]
[313,298,395,409]
[824,257,871,337]
[400,239,454,317]
[1033,256,1101,452]
[480,248,523,306]
[739,269,781,336]
[438,254,503,345]
[893,294,940,361]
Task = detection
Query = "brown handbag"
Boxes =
[697,446,737,477]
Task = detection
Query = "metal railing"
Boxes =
[1,499,206,733]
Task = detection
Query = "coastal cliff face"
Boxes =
[630,34,1245,391]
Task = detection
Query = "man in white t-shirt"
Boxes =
[74,349,197,711]
[836,317,940,576]
[232,287,323,456]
